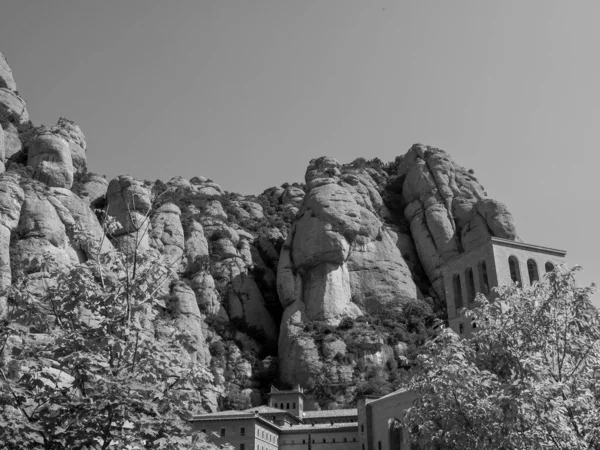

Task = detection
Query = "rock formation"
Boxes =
[0,52,520,409]
[397,144,518,299]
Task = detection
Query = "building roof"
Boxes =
[303,408,357,419]
[191,410,250,419]
[366,387,417,408]
[244,406,287,414]
[490,237,567,257]
[280,423,358,433]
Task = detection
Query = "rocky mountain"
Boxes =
[0,52,519,410]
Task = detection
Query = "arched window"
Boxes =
[508,256,521,285]
[286,403,290,409]
[453,274,463,309]
[292,402,296,409]
[389,419,403,450]
[478,260,490,294]
[465,267,476,303]
[527,259,539,285]
[545,261,555,273]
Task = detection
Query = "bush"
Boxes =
[209,340,226,358]
[337,317,355,331]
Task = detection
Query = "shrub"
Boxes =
[337,317,355,331]
[209,340,226,358]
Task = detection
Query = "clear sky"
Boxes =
[1,0,598,302]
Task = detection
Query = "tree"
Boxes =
[0,216,220,448]
[405,266,600,450]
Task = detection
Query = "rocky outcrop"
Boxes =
[27,132,74,188]
[169,281,210,365]
[106,175,153,253]
[0,52,526,409]
[0,53,17,91]
[0,173,25,290]
[45,117,87,173]
[398,144,518,298]
[279,157,421,322]
[79,174,108,206]
[150,203,184,267]
[277,157,424,386]
[0,88,28,126]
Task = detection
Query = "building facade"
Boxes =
[190,386,360,450]
[441,237,566,336]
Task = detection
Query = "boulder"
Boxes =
[51,187,113,257]
[167,176,191,189]
[13,182,74,274]
[27,133,74,188]
[210,238,238,260]
[190,176,207,185]
[106,175,152,253]
[282,186,304,207]
[35,118,87,173]
[80,174,108,206]
[204,200,227,220]
[240,201,264,219]
[150,203,184,266]
[190,271,223,317]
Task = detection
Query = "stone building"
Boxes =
[441,237,566,336]
[190,386,360,450]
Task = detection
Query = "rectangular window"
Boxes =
[459,323,464,334]
[220,427,226,437]
[378,441,382,450]
[240,427,245,436]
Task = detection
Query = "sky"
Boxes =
[0,0,598,303]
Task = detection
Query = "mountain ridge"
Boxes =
[0,50,519,411]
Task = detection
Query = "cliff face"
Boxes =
[0,52,519,408]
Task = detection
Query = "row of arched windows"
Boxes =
[452,257,556,309]
[453,260,489,309]
[508,256,554,285]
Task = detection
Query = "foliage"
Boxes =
[0,219,218,449]
[405,267,600,450]
[219,385,251,412]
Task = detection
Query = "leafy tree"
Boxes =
[0,217,220,448]
[405,266,600,449]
